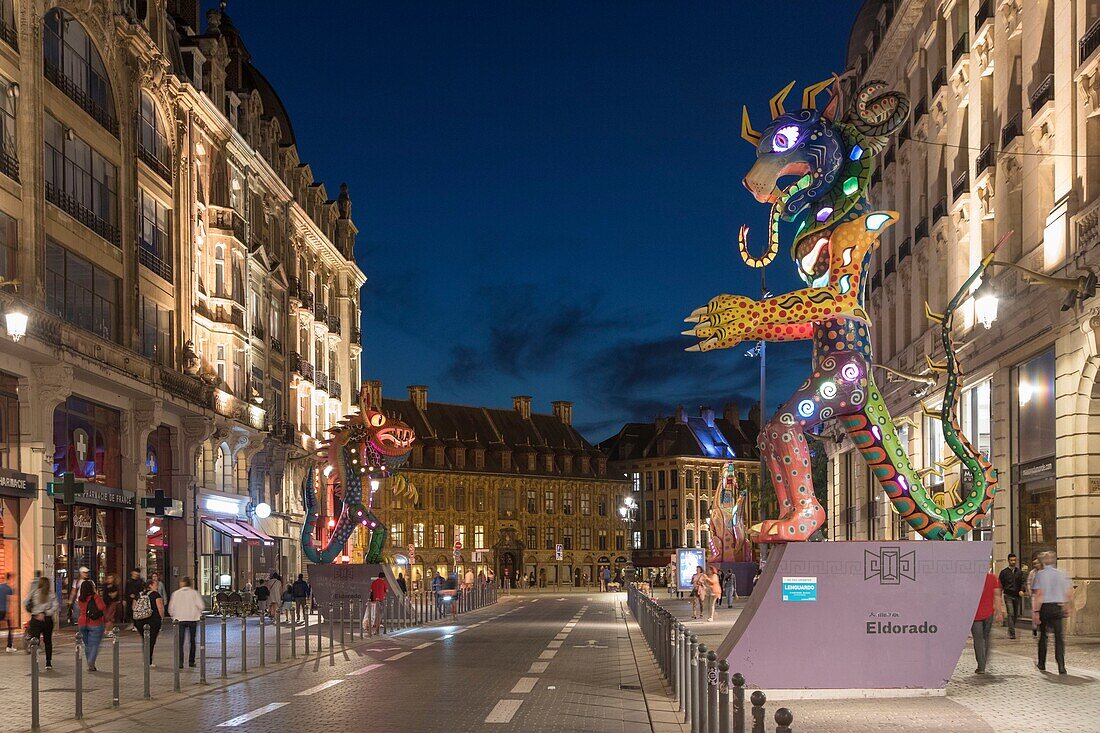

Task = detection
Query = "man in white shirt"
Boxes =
[167,577,205,668]
[1031,551,1073,674]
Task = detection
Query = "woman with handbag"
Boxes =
[77,580,107,671]
[132,580,165,666]
[25,577,57,670]
[690,566,706,620]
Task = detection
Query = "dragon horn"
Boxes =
[740,106,762,145]
[802,77,834,110]
[924,301,945,324]
[925,355,947,373]
[769,80,796,119]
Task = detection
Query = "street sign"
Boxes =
[454,540,462,551]
[555,543,563,561]
[407,543,415,560]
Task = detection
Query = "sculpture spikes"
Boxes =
[769,80,796,119]
[801,77,835,110]
[741,106,762,145]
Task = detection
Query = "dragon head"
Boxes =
[361,404,415,462]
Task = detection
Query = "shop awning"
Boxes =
[202,518,275,545]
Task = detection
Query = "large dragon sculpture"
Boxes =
[301,386,416,564]
[684,76,999,542]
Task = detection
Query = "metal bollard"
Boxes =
[732,672,746,733]
[259,612,266,667]
[220,614,228,679]
[74,635,83,720]
[142,627,151,699]
[706,651,718,733]
[317,604,323,651]
[688,635,699,730]
[173,620,181,692]
[241,615,248,674]
[276,611,282,663]
[200,616,207,684]
[340,601,346,646]
[354,597,361,639]
[290,612,297,659]
[328,604,335,665]
[750,691,766,733]
[304,606,310,654]
[112,634,120,707]
[30,638,40,731]
[718,660,730,733]
[680,626,690,714]
[696,643,709,733]
[775,708,793,733]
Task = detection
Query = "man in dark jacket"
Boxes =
[291,574,310,623]
[124,568,144,631]
[998,553,1025,639]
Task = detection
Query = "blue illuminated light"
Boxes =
[797,400,815,418]
[816,206,833,222]
[866,213,892,231]
[849,145,864,160]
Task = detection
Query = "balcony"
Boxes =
[884,256,896,277]
[299,288,314,312]
[209,207,246,242]
[975,0,992,32]
[45,182,120,245]
[351,326,362,345]
[291,352,314,381]
[158,367,211,406]
[913,97,928,122]
[1001,113,1022,147]
[976,144,994,174]
[1029,74,1054,116]
[326,313,341,333]
[898,121,910,145]
[313,301,328,322]
[137,144,172,184]
[137,240,172,282]
[43,61,118,137]
[871,272,882,291]
[0,15,16,50]
[197,300,244,331]
[274,421,296,444]
[0,139,18,182]
[1082,17,1100,64]
[315,371,329,393]
[883,146,895,168]
[914,217,929,242]
[270,336,283,355]
[931,68,947,98]
[251,322,265,341]
[329,381,342,401]
[212,387,265,431]
[952,172,969,200]
[932,196,947,223]
[952,33,969,66]
[289,276,301,301]
[898,237,911,262]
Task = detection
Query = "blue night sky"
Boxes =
[216,1,864,439]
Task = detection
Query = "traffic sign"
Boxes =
[407,543,415,559]
[555,543,563,561]
[454,540,463,551]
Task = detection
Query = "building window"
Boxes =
[390,522,404,545]
[0,74,16,181]
[545,526,555,550]
[563,526,573,550]
[562,493,573,515]
[615,531,625,551]
[598,529,608,550]
[214,245,226,296]
[433,486,445,511]
[526,490,537,513]
[671,498,679,519]
[658,529,667,548]
[139,297,172,365]
[53,395,121,488]
[645,471,653,492]
[645,529,653,548]
[473,525,485,548]
[700,530,708,549]
[632,531,641,549]
[43,114,118,244]
[671,471,679,490]
[1013,349,1057,563]
[412,523,425,547]
[475,489,485,512]
[923,414,945,489]
[138,91,170,178]
[672,528,680,547]
[432,523,445,548]
[0,373,18,471]
[580,492,590,515]
[544,490,554,514]
[453,525,465,548]
[700,500,709,520]
[43,10,117,133]
[526,525,537,549]
[44,239,119,341]
[685,469,694,491]
[632,472,640,492]
[686,499,695,521]
[644,500,653,522]
[686,528,694,547]
[658,471,666,491]
[658,499,666,520]
[453,486,466,512]
[498,487,515,519]
[597,494,608,517]
[580,526,591,549]
[0,210,16,281]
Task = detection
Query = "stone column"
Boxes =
[27,365,73,581]
[181,416,215,584]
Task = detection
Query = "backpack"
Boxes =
[281,590,294,603]
[84,597,103,621]
[132,592,152,620]
[255,585,270,602]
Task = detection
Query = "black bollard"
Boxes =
[340,601,346,646]
[259,612,265,667]
[200,616,207,684]
[775,708,793,733]
[112,634,120,707]
[240,615,248,674]
[142,627,151,699]
[706,650,718,733]
[30,638,40,731]
[718,660,730,732]
[304,606,310,654]
[220,614,228,679]
[696,643,709,733]
[732,672,746,733]
[276,611,282,662]
[74,635,83,720]
[328,604,335,666]
[173,620,181,692]
[686,633,698,725]
[750,690,766,733]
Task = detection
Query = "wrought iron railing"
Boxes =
[0,16,16,50]
[932,196,947,222]
[898,237,911,262]
[45,182,120,245]
[137,242,172,281]
[952,33,969,65]
[1001,113,1022,147]
[976,143,994,174]
[952,171,969,200]
[315,371,329,392]
[1082,17,1100,64]
[137,143,172,183]
[43,62,118,136]
[209,207,246,241]
[270,336,283,354]
[884,255,896,277]
[251,322,265,340]
[327,313,341,333]
[913,97,928,122]
[0,140,18,182]
[299,289,314,311]
[914,217,929,242]
[313,301,328,322]
[329,381,342,401]
[931,68,947,97]
[1029,74,1054,116]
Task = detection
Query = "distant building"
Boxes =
[362,383,631,589]
[599,405,760,567]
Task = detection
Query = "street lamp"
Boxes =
[5,310,27,342]
[973,277,999,330]
[975,261,1097,329]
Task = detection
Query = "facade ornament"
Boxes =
[976,180,995,217]
[182,339,201,375]
[1082,70,1100,114]
[1001,154,1021,189]
[337,182,352,219]
[1001,0,1022,36]
[1029,119,1054,154]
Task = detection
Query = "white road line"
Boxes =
[453,629,466,634]
[295,679,345,696]
[547,640,562,648]
[413,642,434,649]
[554,634,568,640]
[217,703,289,727]
[538,649,557,660]
[485,699,523,723]
[529,661,549,673]
[439,634,454,639]
[386,651,412,661]
[511,676,538,694]
[347,663,384,676]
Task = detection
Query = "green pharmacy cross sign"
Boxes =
[48,472,85,505]
[141,489,174,516]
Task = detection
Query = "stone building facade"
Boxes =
[599,405,759,568]
[364,383,631,589]
[0,0,363,617]
[828,0,1100,631]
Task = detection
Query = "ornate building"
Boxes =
[0,0,363,616]
[364,382,631,589]
[829,0,1100,631]
[599,405,759,568]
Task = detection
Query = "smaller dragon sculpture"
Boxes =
[708,462,753,564]
[301,386,416,564]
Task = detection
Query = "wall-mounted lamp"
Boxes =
[5,310,27,342]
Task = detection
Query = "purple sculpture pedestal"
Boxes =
[307,563,406,615]
[716,540,990,697]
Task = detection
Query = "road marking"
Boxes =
[538,649,557,659]
[485,699,523,723]
[511,676,538,693]
[529,661,549,673]
[217,703,289,727]
[547,640,562,648]
[295,679,344,696]
[413,642,434,649]
[439,634,454,639]
[554,634,568,640]
[347,663,384,676]
[386,651,412,661]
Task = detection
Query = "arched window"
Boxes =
[218,443,232,492]
[43,9,117,134]
[138,91,171,180]
[214,244,225,295]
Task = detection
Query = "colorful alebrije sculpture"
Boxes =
[684,77,998,542]
[301,387,416,563]
[708,462,753,563]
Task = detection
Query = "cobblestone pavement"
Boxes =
[652,594,1100,733]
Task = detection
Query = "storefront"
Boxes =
[1012,350,1056,564]
[144,425,182,589]
[197,491,275,598]
[0,467,36,631]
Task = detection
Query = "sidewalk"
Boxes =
[648,593,1100,733]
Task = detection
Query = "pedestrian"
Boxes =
[133,579,165,667]
[998,553,1025,639]
[254,577,270,617]
[1027,557,1042,637]
[600,566,611,592]
[102,574,121,631]
[446,571,459,620]
[25,576,56,670]
[280,586,295,623]
[971,568,1003,674]
[266,573,283,620]
[396,572,407,594]
[76,580,107,672]
[724,569,738,608]
[67,566,89,624]
[363,572,388,635]
[124,568,144,631]
[149,571,168,607]
[690,566,706,620]
[431,571,444,614]
[704,567,722,622]
[291,574,310,623]
[167,577,205,669]
[1031,551,1073,674]
[0,572,13,651]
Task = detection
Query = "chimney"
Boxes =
[748,402,762,430]
[363,380,383,410]
[674,405,686,423]
[551,401,573,426]
[407,385,428,412]
[723,401,740,425]
[700,406,715,427]
[513,395,532,420]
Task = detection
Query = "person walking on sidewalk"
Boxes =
[704,567,722,622]
[133,579,165,667]
[167,577,205,668]
[690,566,706,620]
[67,566,89,624]
[76,580,107,671]
[1027,557,1042,637]
[124,568,144,631]
[723,569,738,608]
[102,574,121,632]
[291,574,310,623]
[25,576,57,670]
[600,566,611,592]
[971,569,1004,674]
[998,553,1025,639]
[1032,551,1073,674]
[265,573,283,621]
[0,572,14,651]
[364,572,389,636]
